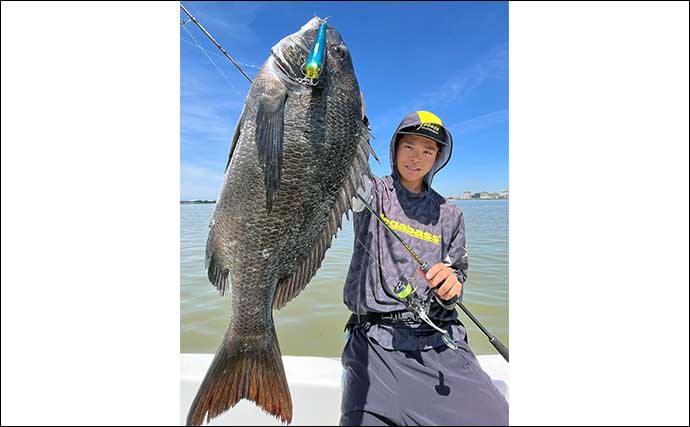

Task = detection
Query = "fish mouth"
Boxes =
[271,17,328,86]
[271,35,311,81]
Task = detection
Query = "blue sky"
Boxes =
[181,1,508,200]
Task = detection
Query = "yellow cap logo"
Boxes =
[417,111,443,126]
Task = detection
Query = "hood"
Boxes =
[389,111,453,190]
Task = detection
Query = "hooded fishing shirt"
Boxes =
[343,111,469,350]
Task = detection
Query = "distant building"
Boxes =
[480,192,491,199]
[463,191,472,199]
[499,189,509,199]
[472,193,481,199]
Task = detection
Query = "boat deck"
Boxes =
[181,353,508,425]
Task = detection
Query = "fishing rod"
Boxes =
[355,193,509,362]
[180,3,254,83]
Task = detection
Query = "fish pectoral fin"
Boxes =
[255,86,288,213]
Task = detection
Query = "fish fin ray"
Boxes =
[255,87,288,213]
[205,225,233,296]
[205,252,230,297]
[186,328,292,426]
[225,106,246,173]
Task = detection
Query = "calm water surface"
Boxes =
[180,199,508,357]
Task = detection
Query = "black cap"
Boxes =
[395,111,450,147]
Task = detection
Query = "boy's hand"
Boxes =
[416,263,462,300]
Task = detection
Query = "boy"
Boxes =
[340,111,509,426]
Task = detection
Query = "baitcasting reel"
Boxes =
[394,280,458,351]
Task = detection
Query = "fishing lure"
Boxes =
[297,19,328,86]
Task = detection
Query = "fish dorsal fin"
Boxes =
[255,86,288,213]
[272,126,377,309]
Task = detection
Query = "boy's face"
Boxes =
[395,134,440,189]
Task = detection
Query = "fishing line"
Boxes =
[353,230,421,303]
[180,38,260,70]
[352,232,397,323]
[180,3,254,83]
[181,24,244,98]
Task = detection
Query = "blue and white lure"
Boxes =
[297,19,328,86]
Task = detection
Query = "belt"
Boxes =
[351,310,417,323]
[344,312,467,344]
[344,311,459,330]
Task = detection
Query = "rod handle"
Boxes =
[489,336,509,362]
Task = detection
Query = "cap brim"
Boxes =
[397,129,450,146]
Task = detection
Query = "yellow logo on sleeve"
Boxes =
[379,213,441,245]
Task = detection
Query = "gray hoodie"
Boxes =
[343,111,468,324]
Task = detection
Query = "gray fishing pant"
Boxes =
[340,321,509,426]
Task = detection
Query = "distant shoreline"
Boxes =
[447,197,509,201]
[181,198,507,204]
[180,200,216,204]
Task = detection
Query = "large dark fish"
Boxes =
[186,17,375,426]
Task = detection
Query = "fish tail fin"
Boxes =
[186,328,292,426]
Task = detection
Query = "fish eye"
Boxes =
[331,44,348,60]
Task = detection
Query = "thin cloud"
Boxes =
[181,161,225,200]
[180,37,260,70]
[180,98,241,144]
[180,72,245,145]
[369,43,508,132]
[448,109,508,136]
[183,2,264,46]
[421,43,508,106]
